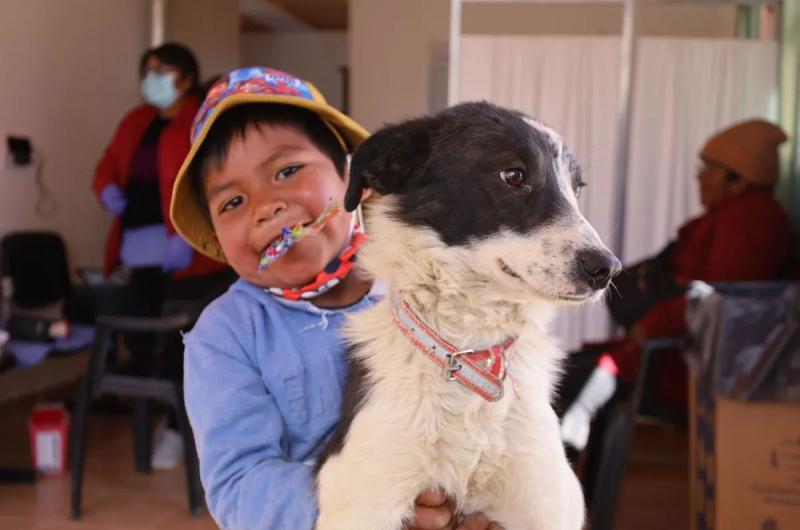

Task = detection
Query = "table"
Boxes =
[0,349,89,482]
[0,350,89,404]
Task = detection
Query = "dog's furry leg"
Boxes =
[316,410,431,530]
[480,405,585,530]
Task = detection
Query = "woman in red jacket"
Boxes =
[560,120,795,453]
[93,43,229,316]
[92,43,232,469]
[620,120,794,404]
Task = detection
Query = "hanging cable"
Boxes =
[33,153,57,217]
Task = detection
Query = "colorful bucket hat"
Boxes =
[169,67,370,262]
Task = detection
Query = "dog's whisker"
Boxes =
[607,279,621,298]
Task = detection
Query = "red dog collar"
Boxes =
[390,293,515,402]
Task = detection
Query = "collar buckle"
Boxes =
[444,349,473,381]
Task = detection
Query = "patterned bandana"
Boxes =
[265,228,366,301]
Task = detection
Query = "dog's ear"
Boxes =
[345,118,432,212]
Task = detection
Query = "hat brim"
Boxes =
[169,93,370,262]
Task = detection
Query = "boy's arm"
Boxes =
[184,338,318,530]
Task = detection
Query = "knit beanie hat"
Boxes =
[700,119,787,187]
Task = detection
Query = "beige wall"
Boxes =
[0,0,150,270]
[350,0,738,132]
[167,0,241,83]
[638,4,737,38]
[242,31,348,110]
[462,2,737,38]
[0,0,241,271]
[350,0,450,132]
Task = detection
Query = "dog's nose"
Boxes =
[578,249,621,289]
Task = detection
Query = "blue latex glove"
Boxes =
[163,234,194,272]
[120,226,168,268]
[100,183,127,216]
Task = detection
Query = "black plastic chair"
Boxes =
[69,310,204,519]
[1,231,71,310]
[0,230,108,325]
[1,231,77,484]
[583,336,686,530]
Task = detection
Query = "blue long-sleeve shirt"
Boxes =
[183,278,382,530]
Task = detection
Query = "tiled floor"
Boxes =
[1,406,687,530]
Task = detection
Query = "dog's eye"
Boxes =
[575,181,587,199]
[499,168,526,188]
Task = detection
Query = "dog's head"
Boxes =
[347,101,620,305]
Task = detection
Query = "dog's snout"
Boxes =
[578,249,621,289]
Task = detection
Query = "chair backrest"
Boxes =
[1,231,71,309]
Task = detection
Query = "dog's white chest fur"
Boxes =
[316,297,584,530]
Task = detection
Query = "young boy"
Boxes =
[169,68,502,530]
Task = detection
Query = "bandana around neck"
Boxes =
[265,227,366,301]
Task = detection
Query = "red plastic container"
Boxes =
[28,404,70,476]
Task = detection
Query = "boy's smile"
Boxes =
[204,123,353,290]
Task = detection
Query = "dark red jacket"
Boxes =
[93,97,226,279]
[639,187,794,338]
[610,188,794,406]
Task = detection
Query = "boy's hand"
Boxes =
[457,513,506,530]
[406,490,453,529]
[406,490,504,530]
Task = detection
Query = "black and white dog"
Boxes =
[315,102,620,530]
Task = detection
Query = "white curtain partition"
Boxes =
[458,36,778,351]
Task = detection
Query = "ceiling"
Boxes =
[247,0,349,31]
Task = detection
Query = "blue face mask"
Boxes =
[141,71,180,110]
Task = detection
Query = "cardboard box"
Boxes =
[690,373,800,530]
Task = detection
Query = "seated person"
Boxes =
[560,119,795,451]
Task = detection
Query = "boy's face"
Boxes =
[204,123,352,288]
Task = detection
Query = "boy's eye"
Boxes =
[276,165,302,181]
[220,195,243,213]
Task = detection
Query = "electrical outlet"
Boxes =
[2,135,39,179]
[6,135,32,167]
